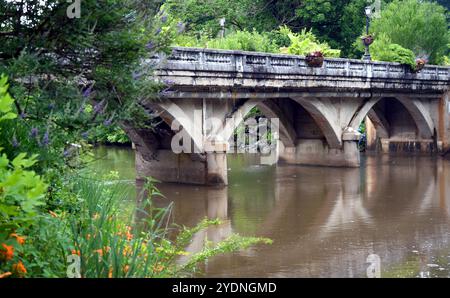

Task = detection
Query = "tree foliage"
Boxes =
[371,33,416,69]
[176,29,279,52]
[370,0,449,64]
[0,0,175,174]
[166,0,385,57]
[279,27,341,57]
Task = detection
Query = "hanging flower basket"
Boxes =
[305,51,324,67]
[361,35,374,46]
[414,58,426,73]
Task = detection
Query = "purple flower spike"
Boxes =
[161,15,168,23]
[93,100,105,114]
[81,131,89,139]
[83,85,93,98]
[30,127,39,138]
[12,136,19,148]
[19,112,27,119]
[146,41,155,50]
[132,71,142,80]
[103,118,112,127]
[177,22,185,33]
[63,149,70,158]
[42,130,50,146]
[159,90,175,97]
[163,79,175,85]
[155,28,162,35]
[78,106,85,114]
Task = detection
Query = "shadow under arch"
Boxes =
[222,98,297,149]
[290,97,342,149]
[349,96,435,140]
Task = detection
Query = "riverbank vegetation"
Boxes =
[0,0,448,278]
[0,1,271,278]
[0,78,271,278]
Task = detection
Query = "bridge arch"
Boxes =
[349,96,435,139]
[151,99,204,152]
[291,97,342,148]
[222,98,297,148]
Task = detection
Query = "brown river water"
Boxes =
[92,146,450,278]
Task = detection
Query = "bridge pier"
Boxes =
[135,149,228,186]
[279,139,360,167]
[441,91,450,155]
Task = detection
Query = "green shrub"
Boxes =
[176,30,278,53]
[371,34,416,70]
[175,27,341,57]
[89,124,131,145]
[279,26,341,58]
[443,52,450,66]
[0,75,48,277]
[370,0,449,65]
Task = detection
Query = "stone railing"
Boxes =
[153,47,450,82]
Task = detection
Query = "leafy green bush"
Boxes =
[176,30,278,53]
[1,75,48,277]
[175,26,341,57]
[371,34,416,70]
[444,56,450,66]
[0,76,47,235]
[279,27,341,58]
[89,124,131,145]
[370,0,449,65]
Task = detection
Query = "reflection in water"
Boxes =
[92,146,450,277]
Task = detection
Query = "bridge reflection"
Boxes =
[138,155,450,277]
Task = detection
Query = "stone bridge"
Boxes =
[126,47,450,185]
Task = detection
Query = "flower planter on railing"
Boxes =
[361,35,374,46]
[414,58,427,73]
[305,51,324,67]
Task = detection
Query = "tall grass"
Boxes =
[64,175,271,278]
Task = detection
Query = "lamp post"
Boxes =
[362,6,372,61]
[219,18,226,38]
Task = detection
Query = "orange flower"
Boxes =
[124,226,133,241]
[71,249,81,256]
[86,234,91,240]
[153,264,165,273]
[122,245,132,257]
[126,231,133,241]
[49,210,58,218]
[94,246,110,257]
[12,261,27,276]
[0,272,12,279]
[108,267,113,278]
[123,265,130,274]
[10,233,25,245]
[0,243,14,261]
[118,226,133,241]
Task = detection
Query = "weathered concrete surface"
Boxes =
[135,150,227,185]
[279,140,360,167]
[153,47,449,97]
[441,91,450,155]
[365,116,379,152]
[131,47,450,184]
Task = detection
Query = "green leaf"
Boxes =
[12,153,38,169]
[1,112,17,121]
